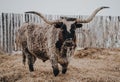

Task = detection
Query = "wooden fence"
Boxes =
[0,13,120,53]
[0,13,23,53]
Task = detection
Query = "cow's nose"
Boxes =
[65,42,73,46]
[66,38,72,41]
[65,39,74,47]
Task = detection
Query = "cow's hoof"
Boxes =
[53,69,59,76]
[29,64,34,72]
[62,68,67,74]
[29,68,34,72]
[30,68,34,72]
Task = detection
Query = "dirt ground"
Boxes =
[0,48,120,82]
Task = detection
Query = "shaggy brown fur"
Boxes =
[16,22,77,76]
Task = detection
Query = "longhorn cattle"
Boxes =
[16,6,109,76]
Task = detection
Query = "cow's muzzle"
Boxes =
[64,38,75,47]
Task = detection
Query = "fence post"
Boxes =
[0,15,2,49]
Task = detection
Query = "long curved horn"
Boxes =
[76,6,109,23]
[25,11,59,25]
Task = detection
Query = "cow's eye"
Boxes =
[75,23,82,28]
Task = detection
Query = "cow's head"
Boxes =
[25,6,109,56]
[52,19,82,60]
[54,18,82,51]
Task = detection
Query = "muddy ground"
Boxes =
[0,48,120,82]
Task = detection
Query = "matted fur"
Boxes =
[15,22,75,76]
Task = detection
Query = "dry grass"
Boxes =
[0,48,120,82]
[74,47,120,59]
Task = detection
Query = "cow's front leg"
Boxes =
[59,57,69,74]
[50,56,59,76]
[61,62,68,74]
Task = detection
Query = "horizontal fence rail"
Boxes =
[0,13,120,53]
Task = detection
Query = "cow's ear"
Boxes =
[75,23,83,28]
[54,22,63,28]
